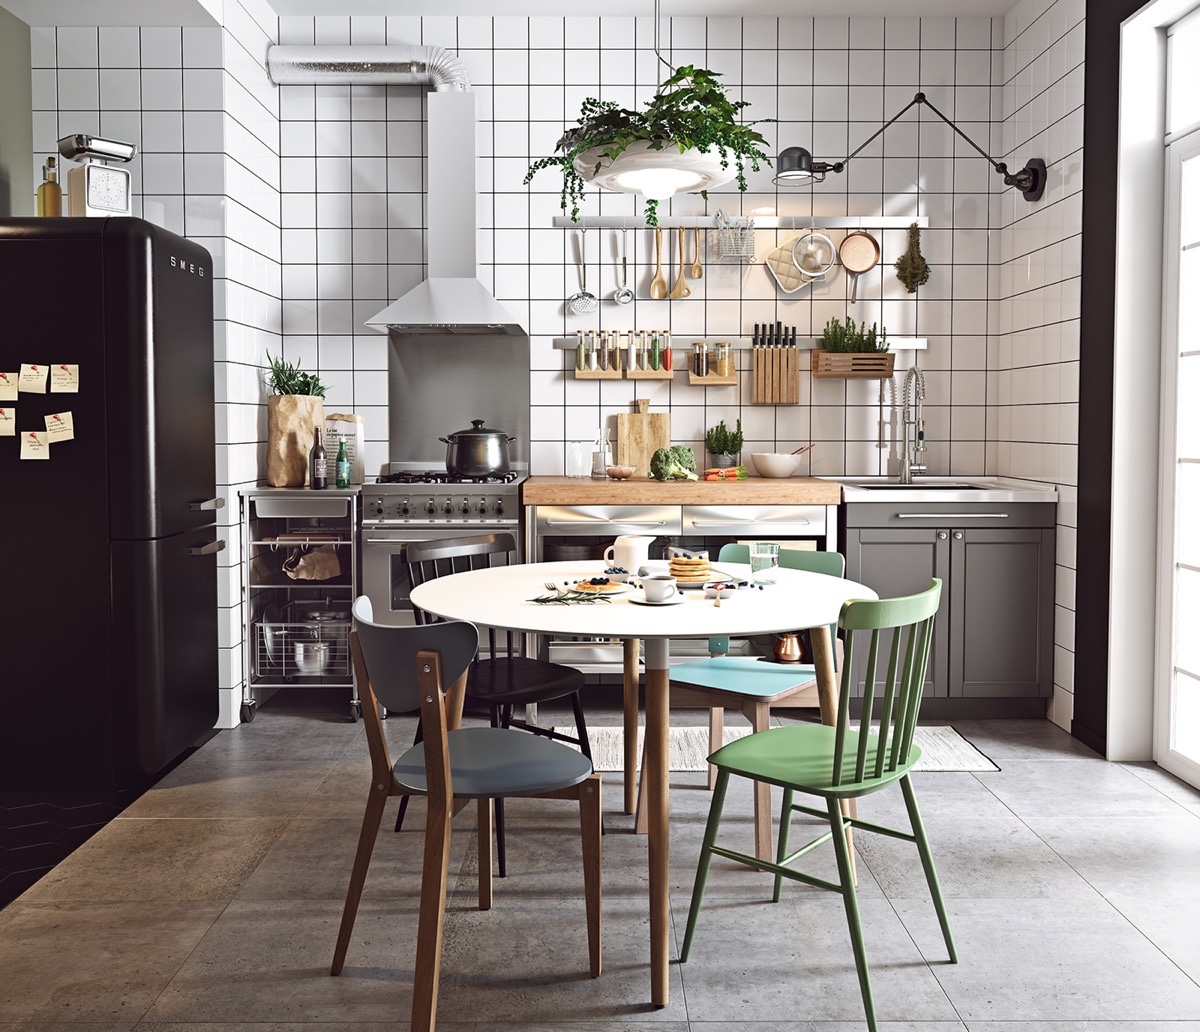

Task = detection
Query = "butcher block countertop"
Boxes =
[522,476,842,506]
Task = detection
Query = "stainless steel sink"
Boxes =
[849,482,984,490]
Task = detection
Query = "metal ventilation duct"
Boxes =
[264,44,524,336]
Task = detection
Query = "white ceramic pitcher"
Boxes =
[604,534,656,572]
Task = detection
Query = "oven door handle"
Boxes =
[542,519,669,527]
[689,518,810,528]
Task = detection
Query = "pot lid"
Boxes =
[446,419,507,438]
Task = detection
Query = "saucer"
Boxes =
[629,591,688,606]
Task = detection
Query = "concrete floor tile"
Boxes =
[675,895,959,1024]
[0,901,224,1021]
[121,764,333,819]
[693,1025,967,1032]
[895,896,1200,1022]
[1024,814,1200,899]
[949,719,1101,761]
[975,759,1184,820]
[856,811,1097,901]
[965,1024,1200,1031]
[1120,761,1200,812]
[19,816,289,903]
[1104,891,1200,985]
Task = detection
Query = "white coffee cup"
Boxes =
[643,575,678,602]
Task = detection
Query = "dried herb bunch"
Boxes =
[895,222,930,293]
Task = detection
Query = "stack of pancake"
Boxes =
[668,555,712,585]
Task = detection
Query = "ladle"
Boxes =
[614,229,634,305]
[567,228,597,315]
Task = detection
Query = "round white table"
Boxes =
[409,559,876,1007]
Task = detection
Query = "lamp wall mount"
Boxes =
[776,91,1046,202]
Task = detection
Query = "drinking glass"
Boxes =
[749,541,780,585]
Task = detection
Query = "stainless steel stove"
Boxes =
[360,468,526,624]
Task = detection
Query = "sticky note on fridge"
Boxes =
[18,364,48,394]
[0,372,17,400]
[50,364,79,393]
[45,411,74,442]
[0,407,14,436]
[20,430,49,459]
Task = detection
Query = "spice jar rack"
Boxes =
[687,341,738,387]
[569,329,674,380]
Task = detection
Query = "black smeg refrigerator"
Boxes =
[0,217,221,792]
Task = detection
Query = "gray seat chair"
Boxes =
[395,532,592,877]
[331,596,601,1032]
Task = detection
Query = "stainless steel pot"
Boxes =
[294,639,331,675]
[439,419,514,477]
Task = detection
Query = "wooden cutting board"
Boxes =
[615,399,671,475]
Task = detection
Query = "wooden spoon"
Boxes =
[649,227,668,300]
[669,227,691,299]
[690,228,704,279]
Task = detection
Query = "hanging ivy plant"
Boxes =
[524,65,773,226]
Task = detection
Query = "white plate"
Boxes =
[628,591,688,606]
[567,579,633,596]
[672,567,737,590]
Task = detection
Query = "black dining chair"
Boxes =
[394,532,592,877]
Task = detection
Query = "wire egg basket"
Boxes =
[713,210,756,263]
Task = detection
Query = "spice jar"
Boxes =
[661,330,673,371]
[575,330,586,372]
[586,330,598,371]
[692,342,709,377]
[714,341,732,377]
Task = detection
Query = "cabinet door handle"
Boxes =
[937,531,948,540]
[189,538,226,556]
[895,512,1009,519]
[543,519,668,527]
[689,518,810,527]
[189,496,226,511]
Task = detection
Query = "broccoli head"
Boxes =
[649,446,699,481]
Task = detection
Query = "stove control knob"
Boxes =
[399,503,410,517]
[425,502,437,516]
[373,499,384,516]
[477,502,488,515]
[493,500,505,516]
[442,502,454,515]
[460,502,471,515]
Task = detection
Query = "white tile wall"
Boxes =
[29,3,1085,725]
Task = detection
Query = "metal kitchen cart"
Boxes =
[240,487,361,723]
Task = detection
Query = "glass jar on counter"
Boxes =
[590,427,612,479]
[692,341,709,377]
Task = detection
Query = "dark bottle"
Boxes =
[335,439,349,489]
[309,426,328,489]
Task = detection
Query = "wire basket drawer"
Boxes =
[253,620,351,681]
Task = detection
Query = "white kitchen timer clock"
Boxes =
[57,133,138,218]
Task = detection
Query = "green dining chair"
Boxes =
[680,579,955,1032]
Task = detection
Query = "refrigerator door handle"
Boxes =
[189,497,226,511]
[189,539,226,556]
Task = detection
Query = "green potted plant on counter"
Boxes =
[524,64,772,226]
[811,316,895,379]
[705,417,743,468]
[264,353,327,487]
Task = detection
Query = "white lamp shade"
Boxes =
[573,140,735,201]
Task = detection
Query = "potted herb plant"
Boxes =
[811,317,895,379]
[525,65,772,226]
[705,417,744,468]
[264,353,327,487]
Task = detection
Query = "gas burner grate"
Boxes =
[376,470,521,486]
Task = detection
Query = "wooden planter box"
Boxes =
[810,350,895,380]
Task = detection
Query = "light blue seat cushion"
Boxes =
[670,655,818,698]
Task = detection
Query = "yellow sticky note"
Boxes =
[50,364,79,393]
[20,430,50,459]
[45,411,74,442]
[0,407,14,437]
[18,364,48,394]
[0,372,17,401]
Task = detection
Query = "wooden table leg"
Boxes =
[810,625,856,882]
[623,637,640,815]
[643,637,670,1008]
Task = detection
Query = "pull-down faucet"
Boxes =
[900,365,927,484]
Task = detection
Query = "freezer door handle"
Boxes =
[189,538,226,556]
[189,497,226,511]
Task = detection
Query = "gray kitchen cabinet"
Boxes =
[842,502,1056,714]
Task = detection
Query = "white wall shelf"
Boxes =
[552,215,929,230]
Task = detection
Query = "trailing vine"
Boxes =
[524,65,773,226]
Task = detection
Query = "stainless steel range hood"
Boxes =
[367,90,523,336]
[265,44,523,337]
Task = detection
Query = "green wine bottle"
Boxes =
[335,439,349,489]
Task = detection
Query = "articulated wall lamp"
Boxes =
[774,91,1047,202]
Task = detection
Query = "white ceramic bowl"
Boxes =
[751,452,800,478]
[703,580,739,598]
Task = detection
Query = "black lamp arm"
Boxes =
[826,91,1045,199]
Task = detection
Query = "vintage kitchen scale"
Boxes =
[57,133,138,217]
